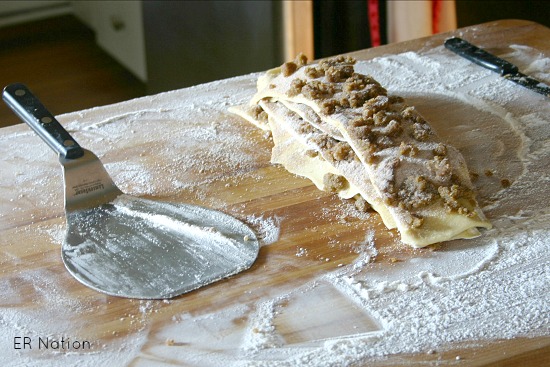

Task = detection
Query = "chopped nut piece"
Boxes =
[350,116,373,127]
[338,95,351,108]
[348,90,373,108]
[320,55,356,69]
[351,125,373,140]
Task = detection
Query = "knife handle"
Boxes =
[2,83,84,159]
[444,37,518,76]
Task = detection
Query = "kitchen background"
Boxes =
[0,0,548,128]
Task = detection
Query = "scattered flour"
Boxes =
[245,215,281,246]
[227,45,550,366]
[0,44,549,366]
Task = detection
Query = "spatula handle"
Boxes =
[2,83,84,159]
[444,37,519,76]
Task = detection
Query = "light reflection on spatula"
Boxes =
[3,83,259,299]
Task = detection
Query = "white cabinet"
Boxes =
[72,1,147,82]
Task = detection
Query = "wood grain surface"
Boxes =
[0,19,548,366]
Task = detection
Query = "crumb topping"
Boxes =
[288,78,306,97]
[301,80,337,100]
[397,175,438,210]
[252,54,486,233]
[251,105,268,123]
[323,173,348,192]
[282,61,298,77]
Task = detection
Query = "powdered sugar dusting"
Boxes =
[229,45,549,365]
[0,44,548,366]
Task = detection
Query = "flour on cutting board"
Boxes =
[130,46,549,366]
[0,45,549,366]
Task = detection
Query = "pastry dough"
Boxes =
[230,55,491,247]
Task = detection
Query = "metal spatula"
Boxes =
[3,83,259,299]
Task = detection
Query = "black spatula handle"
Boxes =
[444,37,518,76]
[2,83,84,159]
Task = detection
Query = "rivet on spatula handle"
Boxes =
[2,83,84,159]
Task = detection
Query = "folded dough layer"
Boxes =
[230,55,491,247]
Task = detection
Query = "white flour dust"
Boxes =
[228,45,550,366]
[122,46,549,367]
[0,44,549,366]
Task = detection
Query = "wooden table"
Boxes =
[1,20,549,366]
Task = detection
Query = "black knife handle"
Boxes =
[2,83,84,159]
[444,37,518,76]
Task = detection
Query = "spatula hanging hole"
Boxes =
[41,117,52,124]
[15,89,26,96]
[63,140,75,147]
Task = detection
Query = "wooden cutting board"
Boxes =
[0,19,549,366]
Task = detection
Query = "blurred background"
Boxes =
[0,0,548,128]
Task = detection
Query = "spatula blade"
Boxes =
[63,196,259,299]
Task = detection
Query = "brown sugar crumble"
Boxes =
[323,173,348,192]
[257,54,488,235]
[321,99,339,114]
[328,141,354,162]
[398,175,438,210]
[438,184,475,214]
[305,149,319,158]
[325,65,354,83]
[252,105,268,123]
[294,53,308,67]
[305,65,325,79]
[301,80,337,100]
[399,142,419,157]
[282,61,298,77]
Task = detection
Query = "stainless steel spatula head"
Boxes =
[3,83,260,299]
